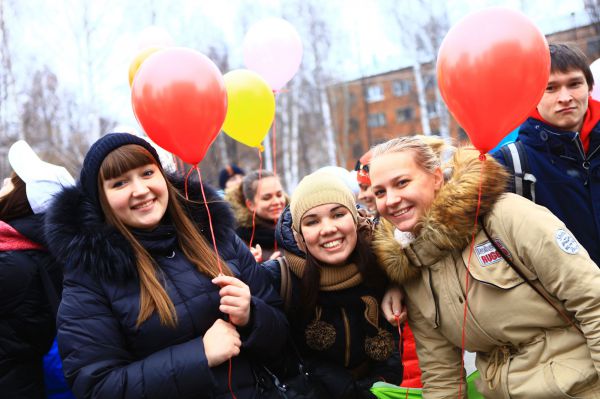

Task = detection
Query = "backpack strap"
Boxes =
[478,218,582,334]
[277,256,292,313]
[500,142,537,202]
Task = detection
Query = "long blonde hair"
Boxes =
[98,144,232,328]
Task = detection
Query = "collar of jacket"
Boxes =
[44,173,235,282]
[372,148,509,285]
[519,117,600,160]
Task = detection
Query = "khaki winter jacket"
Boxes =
[373,149,600,399]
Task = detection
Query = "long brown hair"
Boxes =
[97,144,232,328]
[0,172,33,221]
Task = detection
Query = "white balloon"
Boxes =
[590,58,600,101]
[315,166,359,196]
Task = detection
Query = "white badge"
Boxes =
[555,229,579,255]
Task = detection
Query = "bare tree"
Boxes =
[381,0,450,138]
[585,0,600,35]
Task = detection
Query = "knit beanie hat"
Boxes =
[79,133,161,202]
[290,171,358,233]
[218,164,245,189]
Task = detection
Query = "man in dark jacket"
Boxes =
[494,42,600,266]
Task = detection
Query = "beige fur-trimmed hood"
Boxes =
[372,148,509,285]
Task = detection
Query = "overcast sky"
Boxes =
[8,0,589,128]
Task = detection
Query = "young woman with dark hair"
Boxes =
[45,133,288,399]
[262,171,402,398]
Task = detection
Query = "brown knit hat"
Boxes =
[290,171,358,233]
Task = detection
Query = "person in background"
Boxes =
[494,42,600,266]
[262,172,403,398]
[218,163,245,193]
[370,135,600,398]
[226,170,287,262]
[44,133,288,398]
[0,140,75,398]
[355,150,377,214]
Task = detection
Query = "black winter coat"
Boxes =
[263,207,403,398]
[0,214,63,399]
[45,179,288,399]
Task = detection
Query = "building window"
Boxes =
[396,107,414,122]
[352,142,364,159]
[365,85,384,102]
[588,37,600,58]
[349,93,357,105]
[392,79,412,96]
[367,113,387,127]
[427,101,438,117]
[424,73,437,91]
[349,118,359,132]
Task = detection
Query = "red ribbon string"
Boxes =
[248,148,263,249]
[183,166,235,397]
[458,153,487,399]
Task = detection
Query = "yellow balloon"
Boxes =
[128,47,162,87]
[222,69,275,148]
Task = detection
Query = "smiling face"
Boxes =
[300,203,357,267]
[369,150,443,234]
[101,163,168,230]
[537,69,591,132]
[357,182,376,212]
[246,176,286,222]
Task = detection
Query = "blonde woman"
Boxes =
[370,136,600,398]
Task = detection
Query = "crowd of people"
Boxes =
[1,41,599,399]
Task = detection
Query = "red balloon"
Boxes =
[437,8,550,153]
[131,48,227,164]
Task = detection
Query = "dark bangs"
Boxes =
[99,144,160,181]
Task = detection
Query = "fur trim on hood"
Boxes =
[44,173,235,282]
[372,149,509,285]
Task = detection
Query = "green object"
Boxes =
[371,371,484,399]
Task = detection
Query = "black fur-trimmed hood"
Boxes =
[44,173,235,282]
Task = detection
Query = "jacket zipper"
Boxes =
[573,132,600,186]
[341,308,351,367]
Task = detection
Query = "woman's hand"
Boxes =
[212,275,251,327]
[250,244,263,262]
[250,244,281,263]
[381,285,407,325]
[203,319,241,367]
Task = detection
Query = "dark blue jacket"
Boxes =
[45,179,288,399]
[494,117,600,266]
[263,207,402,398]
[0,214,62,399]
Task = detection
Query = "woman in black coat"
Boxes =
[45,133,288,399]
[0,171,64,398]
[262,172,403,398]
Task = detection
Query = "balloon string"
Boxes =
[192,167,223,275]
[248,149,263,249]
[184,166,235,398]
[272,90,278,176]
[272,90,279,253]
[458,153,486,399]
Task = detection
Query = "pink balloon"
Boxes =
[243,18,303,91]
